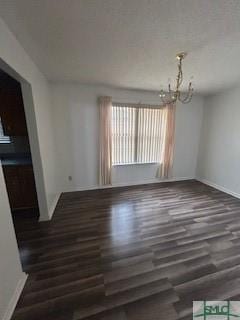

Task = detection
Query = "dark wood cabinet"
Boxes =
[3,165,38,210]
[0,83,28,136]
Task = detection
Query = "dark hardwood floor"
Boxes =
[11,180,240,320]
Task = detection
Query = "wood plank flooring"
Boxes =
[11,180,240,320]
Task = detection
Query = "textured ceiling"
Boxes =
[1,0,240,94]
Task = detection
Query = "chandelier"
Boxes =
[159,52,194,105]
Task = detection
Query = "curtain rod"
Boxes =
[112,101,165,109]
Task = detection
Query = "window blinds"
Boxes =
[112,104,166,165]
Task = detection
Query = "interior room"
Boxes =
[0,1,240,320]
[0,68,39,269]
[0,71,39,199]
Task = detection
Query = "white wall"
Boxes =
[197,85,240,196]
[0,17,59,320]
[51,83,204,192]
[0,164,26,320]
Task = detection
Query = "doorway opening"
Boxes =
[0,68,39,269]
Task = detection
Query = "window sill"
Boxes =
[113,162,159,167]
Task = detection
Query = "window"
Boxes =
[112,104,166,165]
[0,117,11,144]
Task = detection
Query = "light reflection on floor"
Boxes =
[110,202,138,246]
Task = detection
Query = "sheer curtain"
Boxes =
[157,103,176,179]
[99,96,112,185]
[99,98,176,184]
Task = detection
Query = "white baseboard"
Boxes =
[39,192,61,221]
[66,177,195,193]
[2,272,28,320]
[197,177,240,199]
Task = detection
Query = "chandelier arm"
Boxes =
[160,95,168,105]
[167,90,176,103]
[162,92,176,105]
[178,90,193,103]
[178,82,193,102]
[178,90,191,103]
[181,94,193,104]
[167,86,177,104]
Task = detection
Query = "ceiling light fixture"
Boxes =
[159,52,194,104]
